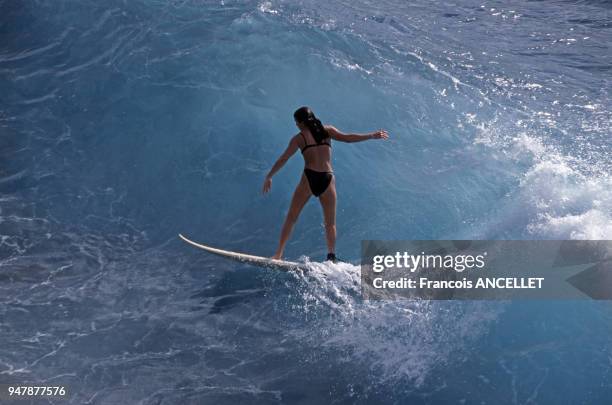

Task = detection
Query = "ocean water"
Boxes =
[1,0,611,404]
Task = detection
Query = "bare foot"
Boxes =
[271,253,282,260]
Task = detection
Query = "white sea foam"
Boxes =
[289,261,501,387]
[473,125,611,239]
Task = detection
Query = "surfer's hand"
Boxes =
[262,176,272,194]
[372,129,389,140]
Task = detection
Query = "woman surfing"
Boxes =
[262,106,389,262]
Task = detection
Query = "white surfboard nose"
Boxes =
[178,234,309,272]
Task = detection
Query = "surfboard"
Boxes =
[178,234,310,272]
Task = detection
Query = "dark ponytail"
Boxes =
[293,106,329,144]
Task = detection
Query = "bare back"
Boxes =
[296,126,333,172]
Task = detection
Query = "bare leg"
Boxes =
[273,174,311,259]
[318,177,337,255]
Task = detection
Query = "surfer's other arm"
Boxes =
[326,125,389,143]
[263,136,300,194]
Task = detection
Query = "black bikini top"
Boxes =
[299,132,331,153]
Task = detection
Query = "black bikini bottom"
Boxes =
[304,168,333,197]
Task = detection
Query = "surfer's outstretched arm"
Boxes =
[326,125,389,143]
[263,136,299,194]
